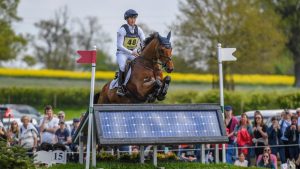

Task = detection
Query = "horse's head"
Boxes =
[156,32,174,73]
[142,32,174,73]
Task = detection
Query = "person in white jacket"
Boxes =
[19,115,38,156]
[116,9,145,96]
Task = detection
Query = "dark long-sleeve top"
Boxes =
[267,126,283,145]
[284,124,299,144]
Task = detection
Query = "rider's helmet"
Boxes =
[124,9,138,20]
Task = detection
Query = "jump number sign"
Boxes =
[53,150,66,163]
[123,37,139,50]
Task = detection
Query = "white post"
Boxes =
[153,145,157,167]
[140,145,145,164]
[117,148,120,159]
[217,43,226,163]
[92,113,96,166]
[215,145,219,163]
[85,113,93,169]
[79,132,83,164]
[85,46,97,169]
[201,144,205,163]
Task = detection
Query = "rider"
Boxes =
[116,9,145,96]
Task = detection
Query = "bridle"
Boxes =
[155,43,172,69]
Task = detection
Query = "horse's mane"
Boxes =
[142,32,171,50]
[143,32,159,48]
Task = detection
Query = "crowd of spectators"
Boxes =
[0,105,81,160]
[223,105,300,168]
[1,104,300,169]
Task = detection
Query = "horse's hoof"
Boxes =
[148,97,156,103]
[157,95,165,101]
[161,84,169,96]
[164,76,171,84]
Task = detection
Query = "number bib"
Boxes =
[123,37,139,50]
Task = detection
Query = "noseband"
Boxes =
[155,45,172,69]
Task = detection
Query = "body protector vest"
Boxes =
[121,24,140,50]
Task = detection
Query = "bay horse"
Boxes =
[96,32,174,104]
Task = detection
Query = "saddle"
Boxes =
[110,61,133,90]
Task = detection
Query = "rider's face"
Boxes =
[127,17,136,26]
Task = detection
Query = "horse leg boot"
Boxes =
[157,76,171,101]
[116,70,126,96]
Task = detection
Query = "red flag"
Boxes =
[76,50,96,64]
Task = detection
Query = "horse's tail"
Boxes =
[94,92,101,104]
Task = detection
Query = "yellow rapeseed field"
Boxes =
[0,68,294,85]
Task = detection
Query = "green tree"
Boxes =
[34,7,75,70]
[172,55,200,73]
[172,0,286,75]
[271,0,300,87]
[0,0,26,62]
[75,16,116,71]
[0,139,35,169]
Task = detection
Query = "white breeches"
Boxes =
[116,53,135,72]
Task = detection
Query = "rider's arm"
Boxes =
[117,27,133,55]
[138,27,145,47]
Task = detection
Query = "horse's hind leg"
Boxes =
[97,83,110,104]
[157,76,171,101]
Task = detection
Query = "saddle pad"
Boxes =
[109,68,132,90]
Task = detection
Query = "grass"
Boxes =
[46,162,262,169]
[1,76,299,120]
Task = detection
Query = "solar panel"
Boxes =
[94,104,228,145]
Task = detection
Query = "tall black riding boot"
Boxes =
[116,70,126,96]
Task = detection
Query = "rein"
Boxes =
[135,56,160,72]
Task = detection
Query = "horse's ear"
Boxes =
[167,31,171,41]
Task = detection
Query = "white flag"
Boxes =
[221,48,236,61]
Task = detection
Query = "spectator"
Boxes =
[55,121,71,145]
[234,113,253,166]
[256,146,277,169]
[296,108,300,153]
[71,118,80,138]
[19,115,38,156]
[279,110,291,160]
[296,108,300,127]
[224,105,239,164]
[284,114,299,161]
[39,105,59,144]
[57,111,71,133]
[7,120,20,146]
[267,116,286,163]
[252,111,268,159]
[0,121,7,141]
[257,152,275,169]
[70,118,80,151]
[234,152,248,167]
[180,144,197,162]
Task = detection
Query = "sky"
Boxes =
[11,0,181,67]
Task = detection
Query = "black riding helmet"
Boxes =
[124,9,138,20]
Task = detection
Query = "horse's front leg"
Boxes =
[157,75,171,101]
[140,77,162,102]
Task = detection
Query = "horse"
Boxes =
[96,31,174,104]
